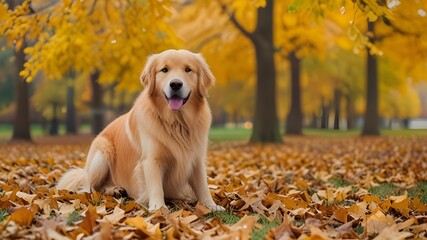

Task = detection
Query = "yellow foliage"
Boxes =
[1,0,180,92]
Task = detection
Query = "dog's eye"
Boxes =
[185,67,192,73]
[161,67,168,73]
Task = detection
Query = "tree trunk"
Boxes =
[66,79,77,134]
[90,71,104,135]
[362,21,380,136]
[333,88,341,130]
[346,94,354,129]
[11,40,32,142]
[402,118,409,129]
[285,51,303,135]
[320,99,330,129]
[49,102,59,136]
[310,114,318,128]
[249,0,281,143]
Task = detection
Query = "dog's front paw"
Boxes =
[148,203,168,212]
[203,202,225,211]
[112,187,128,199]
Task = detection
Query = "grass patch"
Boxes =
[252,216,280,240]
[206,211,241,225]
[0,209,9,222]
[1,124,426,141]
[205,212,281,239]
[0,123,91,139]
[303,128,359,137]
[369,183,399,200]
[330,177,354,188]
[409,182,427,203]
[209,127,251,142]
[66,211,83,225]
[355,224,364,235]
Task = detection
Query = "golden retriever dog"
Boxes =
[57,49,224,211]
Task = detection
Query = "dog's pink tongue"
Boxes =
[168,96,184,111]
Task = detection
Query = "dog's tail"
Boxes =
[56,168,89,192]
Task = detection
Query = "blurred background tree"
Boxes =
[1,0,426,143]
[1,0,180,140]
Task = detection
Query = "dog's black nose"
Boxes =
[170,80,183,91]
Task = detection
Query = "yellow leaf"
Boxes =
[125,216,162,238]
[333,207,348,223]
[283,14,298,28]
[78,205,99,235]
[413,198,427,213]
[230,215,258,239]
[9,206,36,226]
[390,194,410,217]
[373,218,415,240]
[380,199,392,212]
[367,11,378,22]
[124,216,147,231]
[366,210,394,235]
[19,70,29,78]
[15,39,23,51]
[299,227,332,240]
[363,194,381,204]
[16,191,37,204]
[102,205,125,224]
[348,201,367,219]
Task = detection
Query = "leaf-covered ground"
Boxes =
[0,135,427,239]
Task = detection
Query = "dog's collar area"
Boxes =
[164,91,191,111]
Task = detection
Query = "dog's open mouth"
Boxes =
[165,92,191,111]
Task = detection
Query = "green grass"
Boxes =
[66,211,83,225]
[205,211,280,239]
[409,182,427,203]
[1,123,426,141]
[327,180,427,204]
[252,216,280,240]
[0,209,9,222]
[0,123,91,139]
[330,177,354,188]
[208,127,252,142]
[206,211,241,224]
[369,183,400,200]
[304,128,427,137]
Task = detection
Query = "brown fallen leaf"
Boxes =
[230,215,258,239]
[9,205,37,226]
[365,209,395,236]
[93,221,113,240]
[102,205,125,224]
[125,215,162,239]
[333,207,348,223]
[193,203,211,217]
[78,205,99,235]
[373,218,415,240]
[266,220,296,239]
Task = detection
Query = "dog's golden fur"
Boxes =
[57,49,224,211]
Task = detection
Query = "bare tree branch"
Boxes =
[215,0,254,40]
[195,32,222,52]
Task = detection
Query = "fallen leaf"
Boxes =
[78,205,99,235]
[9,206,36,226]
[102,205,125,224]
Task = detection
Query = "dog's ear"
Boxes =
[140,54,157,95]
[195,53,215,98]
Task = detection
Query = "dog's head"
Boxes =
[140,49,215,111]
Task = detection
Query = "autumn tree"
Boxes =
[0,0,179,137]
[275,4,327,135]
[217,0,281,142]
[1,0,32,141]
[352,0,427,135]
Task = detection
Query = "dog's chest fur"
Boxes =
[133,95,211,199]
